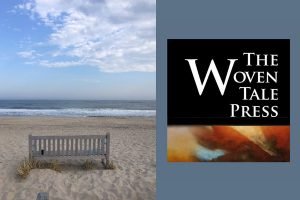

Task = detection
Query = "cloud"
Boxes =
[17,50,37,59]
[39,60,82,68]
[17,0,156,72]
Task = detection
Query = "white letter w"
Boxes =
[185,59,237,96]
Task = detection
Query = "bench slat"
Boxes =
[51,138,53,156]
[71,138,73,156]
[82,138,84,155]
[80,138,83,156]
[43,139,46,156]
[75,138,78,156]
[57,138,60,156]
[78,138,80,156]
[32,139,35,156]
[66,138,69,156]
[54,138,56,156]
[70,138,73,156]
[63,138,65,156]
[101,137,104,155]
[82,138,87,156]
[89,138,92,155]
[97,138,100,155]
[39,139,41,152]
[48,138,51,156]
[93,138,96,155]
[35,139,38,154]
[42,139,45,152]
[47,139,50,156]
[83,138,85,155]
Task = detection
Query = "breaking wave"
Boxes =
[0,108,156,117]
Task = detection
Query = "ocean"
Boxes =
[0,100,156,117]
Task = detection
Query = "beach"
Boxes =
[0,116,156,200]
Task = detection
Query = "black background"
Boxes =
[167,39,290,125]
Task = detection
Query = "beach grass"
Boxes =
[17,157,116,179]
[16,158,62,179]
[47,160,62,172]
[82,160,97,170]
[103,160,116,170]
[16,158,41,179]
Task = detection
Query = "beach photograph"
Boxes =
[0,0,156,199]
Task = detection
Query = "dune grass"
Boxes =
[82,160,97,170]
[103,160,116,170]
[17,158,116,179]
[17,158,61,179]
[16,158,41,179]
[47,160,62,172]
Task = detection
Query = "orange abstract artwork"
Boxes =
[168,126,289,162]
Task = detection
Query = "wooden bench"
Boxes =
[29,133,110,164]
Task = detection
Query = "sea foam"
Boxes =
[0,108,156,117]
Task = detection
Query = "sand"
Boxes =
[0,117,156,200]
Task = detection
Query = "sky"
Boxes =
[0,0,156,100]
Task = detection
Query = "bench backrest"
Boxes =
[29,133,110,158]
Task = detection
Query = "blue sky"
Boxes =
[0,0,155,100]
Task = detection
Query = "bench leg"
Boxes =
[101,158,107,167]
[101,156,109,167]
[106,156,109,166]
